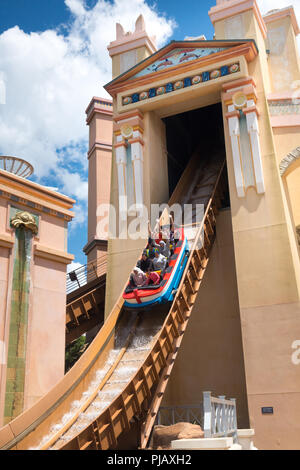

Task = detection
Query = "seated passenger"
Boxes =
[129,267,148,288]
[146,271,161,286]
[152,249,167,273]
[148,220,162,246]
[137,251,153,273]
[158,240,170,259]
[146,245,156,259]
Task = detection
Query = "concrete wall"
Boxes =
[162,209,250,429]
[214,2,300,449]
[0,172,74,425]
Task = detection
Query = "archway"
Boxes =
[280,147,300,251]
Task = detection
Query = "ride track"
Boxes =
[0,151,227,450]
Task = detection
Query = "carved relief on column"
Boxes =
[114,110,144,215]
[222,78,265,197]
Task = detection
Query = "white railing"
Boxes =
[203,391,238,442]
[66,256,107,294]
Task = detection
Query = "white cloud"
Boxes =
[0,0,175,216]
[67,261,83,273]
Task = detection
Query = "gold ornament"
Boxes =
[121,125,133,139]
[10,211,38,235]
[233,92,247,110]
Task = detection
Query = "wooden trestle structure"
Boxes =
[0,153,227,450]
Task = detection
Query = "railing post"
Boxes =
[203,391,212,438]
[218,395,226,436]
[230,398,238,443]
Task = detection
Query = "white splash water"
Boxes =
[40,328,159,449]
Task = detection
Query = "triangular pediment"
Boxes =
[132,45,227,78]
[105,39,258,93]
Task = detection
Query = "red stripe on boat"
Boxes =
[133,289,142,304]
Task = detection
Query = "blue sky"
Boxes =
[0,1,216,38]
[0,0,216,268]
[0,0,295,268]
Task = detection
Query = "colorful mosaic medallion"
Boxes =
[229,63,240,73]
[157,86,166,95]
[122,62,241,107]
[192,75,202,85]
[123,96,132,105]
[210,69,221,79]
[174,80,184,90]
[139,91,148,100]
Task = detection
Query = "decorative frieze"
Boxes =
[0,190,72,221]
[122,62,240,107]
[268,100,300,116]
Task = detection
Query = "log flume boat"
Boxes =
[0,150,227,450]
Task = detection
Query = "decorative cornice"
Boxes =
[263,6,300,36]
[0,233,14,249]
[34,244,74,265]
[243,105,260,117]
[108,35,157,57]
[0,170,74,220]
[114,110,144,123]
[83,238,108,256]
[222,76,257,105]
[128,137,144,146]
[209,0,267,39]
[87,142,113,159]
[225,110,240,119]
[86,97,113,125]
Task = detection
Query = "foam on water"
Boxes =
[36,348,121,449]
[39,330,159,449]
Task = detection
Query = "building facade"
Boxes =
[0,164,74,426]
[101,0,300,449]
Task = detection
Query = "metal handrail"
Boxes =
[66,256,107,294]
[156,404,204,428]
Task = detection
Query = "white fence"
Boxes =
[203,391,238,442]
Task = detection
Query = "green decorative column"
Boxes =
[4,210,38,424]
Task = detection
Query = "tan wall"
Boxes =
[86,108,113,263]
[87,147,112,248]
[0,180,73,424]
[266,16,300,93]
[162,210,250,429]
[241,301,300,449]
[25,257,67,409]
[214,4,300,448]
